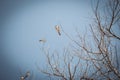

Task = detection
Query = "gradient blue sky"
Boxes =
[0,0,93,80]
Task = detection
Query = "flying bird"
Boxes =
[39,39,46,43]
[20,71,30,80]
[55,25,61,36]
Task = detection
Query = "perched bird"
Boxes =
[55,25,61,36]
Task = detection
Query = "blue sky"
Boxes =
[0,0,93,80]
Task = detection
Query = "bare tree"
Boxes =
[39,0,120,80]
[88,0,120,79]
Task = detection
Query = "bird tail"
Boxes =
[58,31,61,36]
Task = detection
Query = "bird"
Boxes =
[55,25,61,36]
[39,39,46,43]
[20,71,30,80]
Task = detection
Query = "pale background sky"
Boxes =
[0,0,93,80]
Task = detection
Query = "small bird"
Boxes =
[55,25,61,36]
[20,71,30,80]
[39,39,46,43]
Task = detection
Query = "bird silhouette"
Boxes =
[55,25,61,36]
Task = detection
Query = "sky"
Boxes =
[0,0,93,80]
